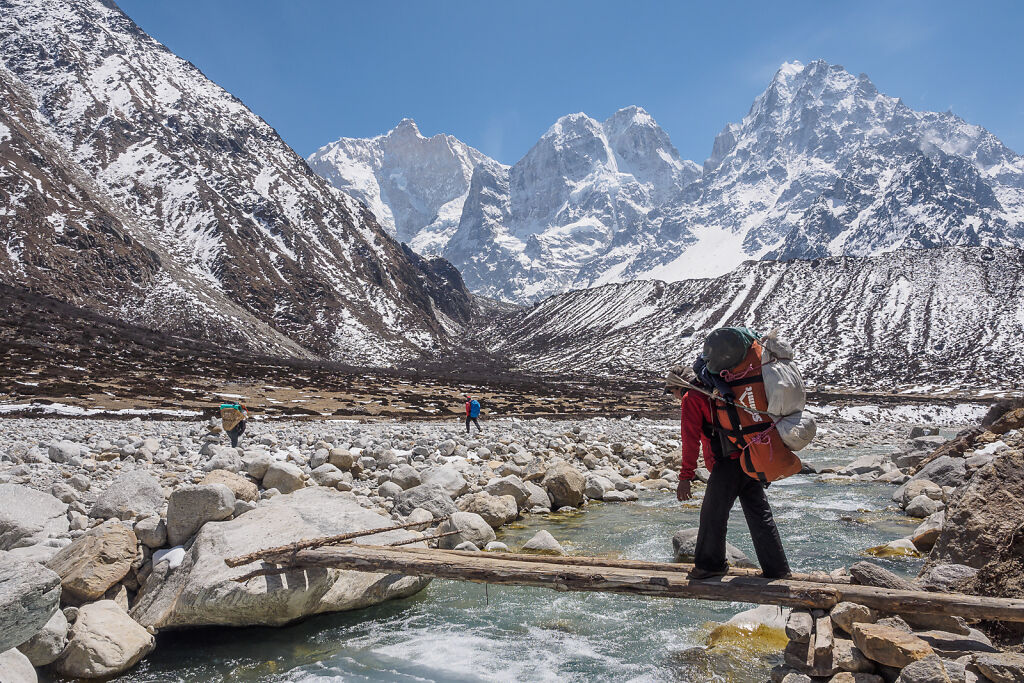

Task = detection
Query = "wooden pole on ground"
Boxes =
[367,546,849,584]
[255,544,1024,623]
[223,516,450,567]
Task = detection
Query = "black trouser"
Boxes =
[694,455,790,578]
[466,416,480,433]
[227,420,246,448]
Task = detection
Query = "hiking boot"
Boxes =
[687,567,728,580]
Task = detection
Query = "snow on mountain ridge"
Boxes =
[307,118,502,255]
[482,246,1024,390]
[311,60,1023,303]
[0,0,471,363]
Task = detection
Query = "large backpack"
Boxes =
[708,329,816,483]
[220,403,246,431]
[469,399,481,418]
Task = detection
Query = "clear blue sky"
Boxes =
[117,0,1023,165]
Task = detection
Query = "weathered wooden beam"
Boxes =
[272,545,1024,623]
[223,516,449,567]
[379,546,850,584]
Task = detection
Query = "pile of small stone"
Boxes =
[773,563,1022,682]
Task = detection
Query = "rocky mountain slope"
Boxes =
[479,247,1024,390]
[0,0,471,364]
[312,61,1024,303]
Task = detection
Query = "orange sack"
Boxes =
[711,340,803,483]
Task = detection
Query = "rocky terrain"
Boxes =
[478,246,1024,390]
[0,0,471,364]
[765,399,1024,682]
[4,398,1022,680]
[311,61,1024,303]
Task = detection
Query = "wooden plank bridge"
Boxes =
[225,542,1024,623]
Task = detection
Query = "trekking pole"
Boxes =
[675,379,780,419]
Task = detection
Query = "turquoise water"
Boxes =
[113,446,922,683]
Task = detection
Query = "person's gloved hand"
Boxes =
[676,479,692,502]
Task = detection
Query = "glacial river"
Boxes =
[113,443,923,683]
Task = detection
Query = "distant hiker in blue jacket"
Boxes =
[465,394,482,434]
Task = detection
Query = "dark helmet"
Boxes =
[702,328,749,374]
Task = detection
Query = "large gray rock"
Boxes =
[671,528,754,568]
[0,648,36,683]
[47,440,82,464]
[916,563,977,592]
[975,652,1024,683]
[584,474,614,500]
[89,471,165,520]
[523,481,551,510]
[521,530,565,555]
[16,608,68,666]
[483,475,530,508]
[389,464,421,490]
[905,495,943,518]
[0,555,61,652]
[421,465,470,498]
[133,516,168,550]
[262,461,306,494]
[437,512,495,549]
[911,456,966,489]
[166,484,236,546]
[457,492,517,528]
[849,561,914,591]
[55,600,155,678]
[542,462,586,509]
[894,653,960,683]
[131,488,429,629]
[0,484,69,550]
[393,484,457,517]
[929,449,1024,569]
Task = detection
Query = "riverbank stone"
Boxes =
[131,488,429,629]
[0,484,69,550]
[974,652,1024,683]
[849,562,914,591]
[851,623,933,668]
[201,470,258,502]
[0,555,61,652]
[16,608,68,666]
[261,461,305,494]
[437,512,495,550]
[166,484,236,546]
[672,527,754,567]
[521,530,565,555]
[0,648,36,683]
[55,600,155,678]
[45,521,137,604]
[393,484,457,517]
[928,449,1024,569]
[542,462,586,509]
[457,492,518,528]
[830,602,877,635]
[88,471,164,520]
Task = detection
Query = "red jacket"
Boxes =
[465,400,471,417]
[678,389,737,481]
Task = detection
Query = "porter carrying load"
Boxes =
[694,327,816,483]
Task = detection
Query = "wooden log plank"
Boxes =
[370,546,851,584]
[223,516,450,567]
[267,545,1024,623]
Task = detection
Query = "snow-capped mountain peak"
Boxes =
[311,60,1024,302]
[308,118,502,253]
